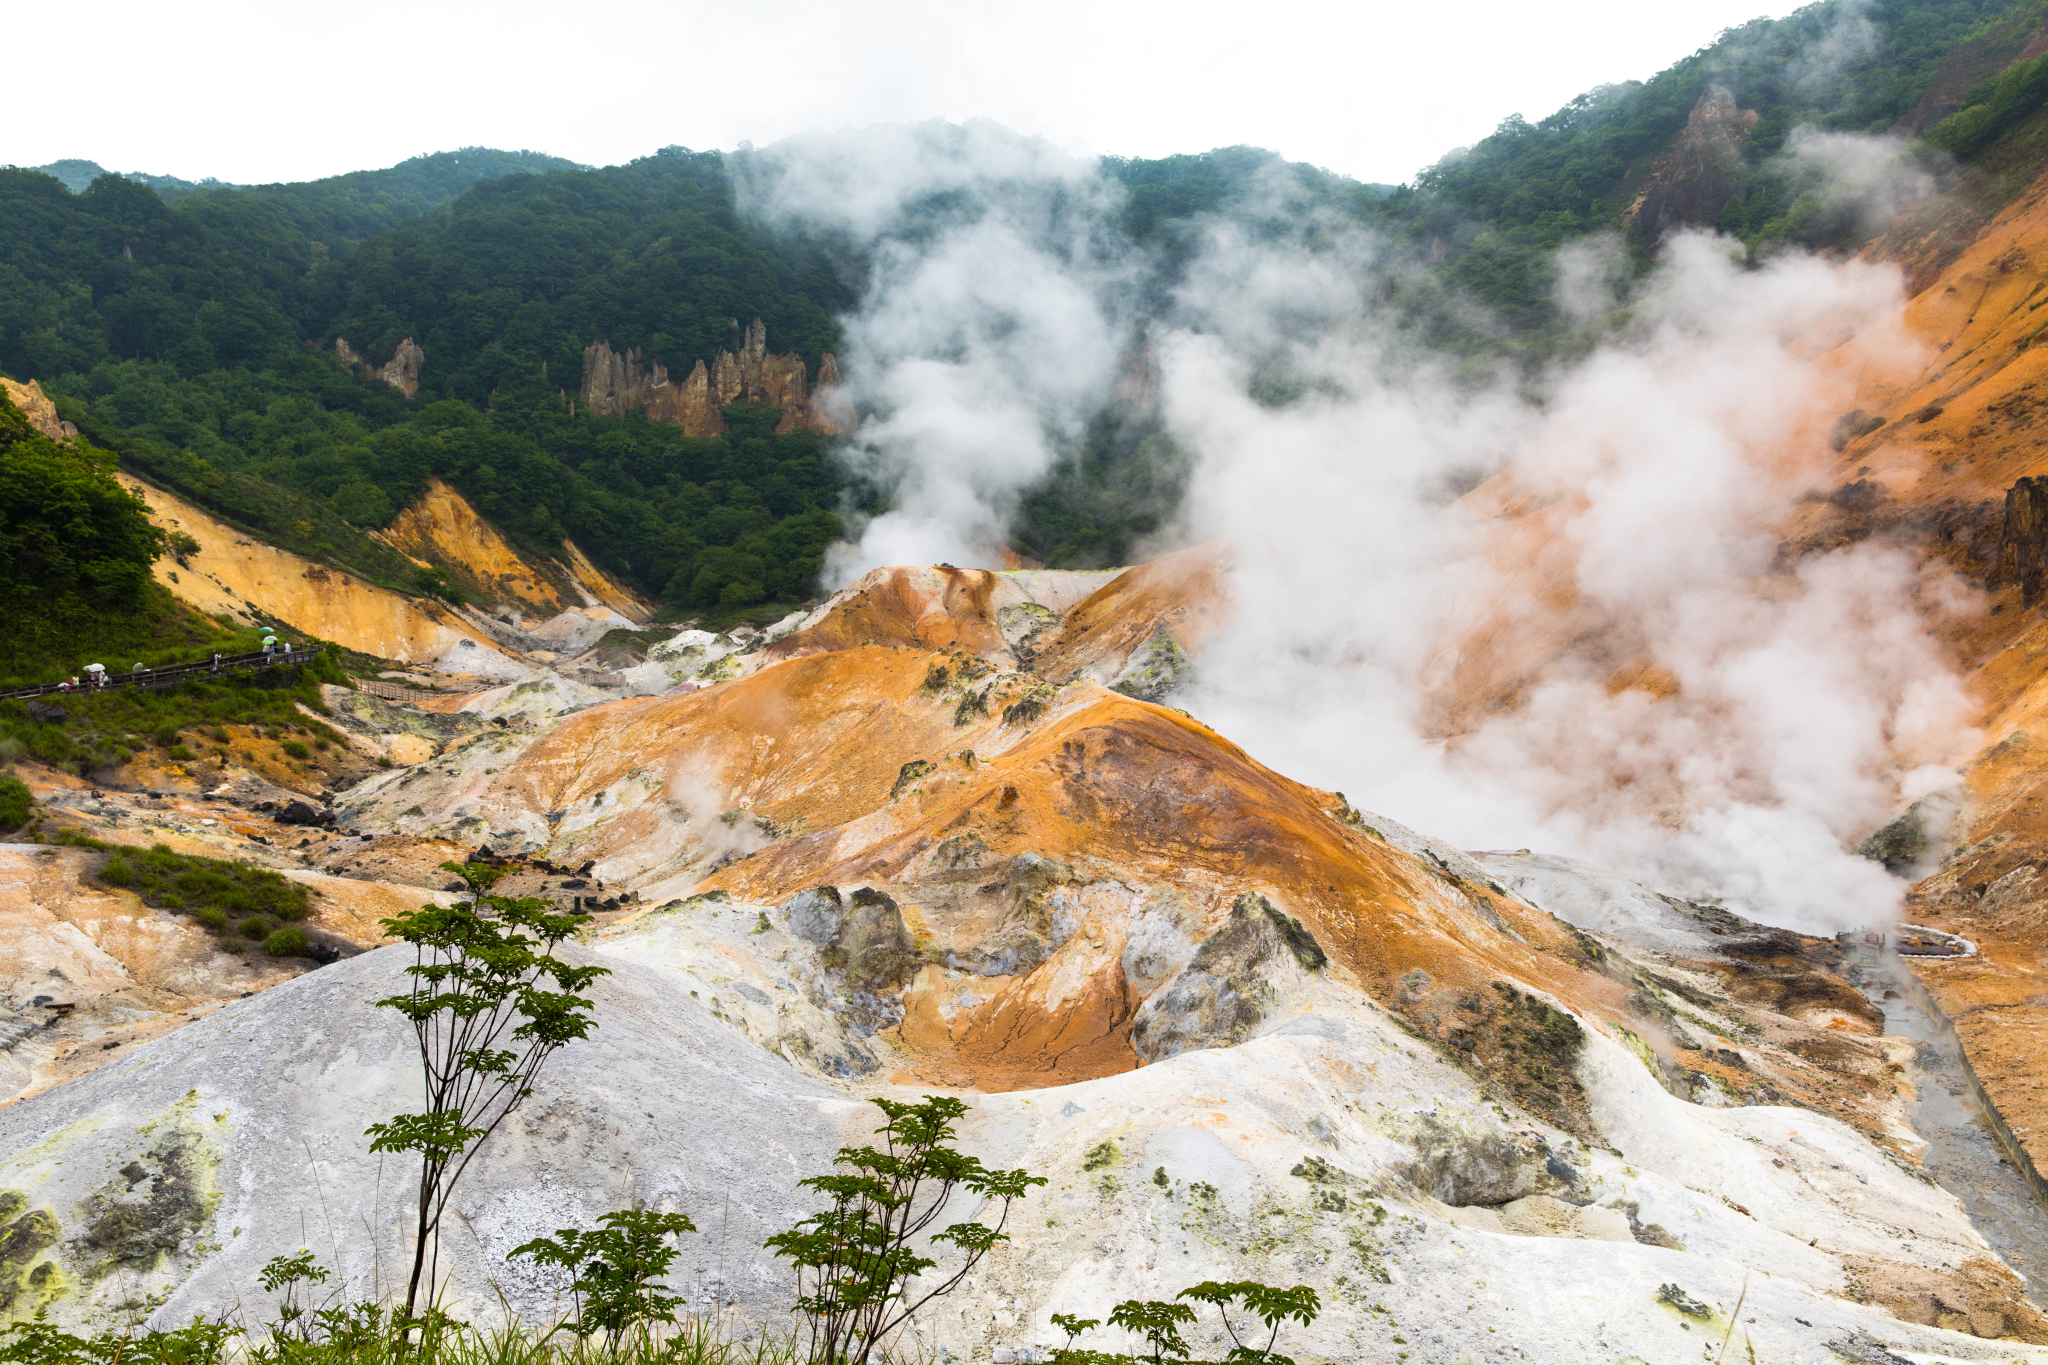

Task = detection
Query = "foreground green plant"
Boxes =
[1050,1280,1321,1365]
[0,1305,799,1365]
[767,1095,1045,1365]
[0,1317,235,1365]
[513,1210,696,1349]
[371,862,607,1327]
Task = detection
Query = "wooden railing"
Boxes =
[0,648,310,702]
[354,677,481,704]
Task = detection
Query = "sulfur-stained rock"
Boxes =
[1131,893,1316,1063]
[120,474,521,668]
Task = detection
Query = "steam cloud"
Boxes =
[741,124,1981,931]
[735,123,1134,581]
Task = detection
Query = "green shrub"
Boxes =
[168,745,195,762]
[0,774,32,832]
[100,856,134,886]
[281,740,310,760]
[78,839,312,923]
[0,645,347,777]
[768,1095,1045,1365]
[512,1210,695,1346]
[263,926,309,957]
[241,916,273,939]
[0,1285,806,1365]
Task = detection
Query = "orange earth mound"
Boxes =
[375,579,1907,1141]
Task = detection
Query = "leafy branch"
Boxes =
[766,1095,1046,1365]
[368,861,607,1329]
[1051,1280,1322,1365]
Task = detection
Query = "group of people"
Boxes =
[51,633,295,694]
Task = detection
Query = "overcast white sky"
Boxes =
[11,0,1809,187]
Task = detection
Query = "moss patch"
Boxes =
[72,1092,223,1283]
[0,1193,61,1320]
[1487,982,1591,1135]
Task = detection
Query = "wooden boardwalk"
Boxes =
[0,648,310,702]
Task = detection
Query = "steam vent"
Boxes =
[21,9,2048,1362]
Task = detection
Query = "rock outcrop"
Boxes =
[1622,85,1759,242]
[579,318,847,436]
[1992,474,2048,605]
[374,476,650,624]
[0,378,77,441]
[333,337,424,397]
[579,341,723,436]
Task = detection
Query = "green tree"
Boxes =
[511,1209,696,1347]
[766,1095,1046,1365]
[1049,1280,1321,1365]
[0,388,161,620]
[368,861,608,1327]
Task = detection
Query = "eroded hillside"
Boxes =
[22,73,2048,1355]
[5,550,2042,1360]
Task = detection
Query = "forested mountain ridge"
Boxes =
[1366,0,2048,340]
[29,148,585,248]
[0,150,855,639]
[10,0,2048,673]
[0,143,1332,639]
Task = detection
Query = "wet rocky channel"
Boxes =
[1855,952,2048,1293]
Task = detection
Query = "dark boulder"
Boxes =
[276,800,327,826]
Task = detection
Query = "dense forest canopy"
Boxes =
[0,383,254,676]
[0,151,856,613]
[332,148,851,405]
[7,0,2048,621]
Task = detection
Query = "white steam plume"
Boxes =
[735,121,1135,582]
[1760,126,1944,240]
[741,124,1982,931]
[663,766,774,868]
[1165,228,1978,931]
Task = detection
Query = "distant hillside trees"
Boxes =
[0,150,852,616]
[0,385,163,655]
